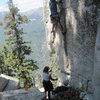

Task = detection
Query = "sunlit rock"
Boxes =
[0,75,8,92]
[0,74,19,91]
[43,0,99,100]
[0,88,45,100]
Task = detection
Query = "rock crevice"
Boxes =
[43,0,100,100]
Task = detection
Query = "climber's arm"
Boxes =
[50,75,58,81]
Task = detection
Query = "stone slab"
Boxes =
[0,74,19,91]
[0,88,45,100]
[0,75,8,92]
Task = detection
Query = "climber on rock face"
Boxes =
[49,0,66,35]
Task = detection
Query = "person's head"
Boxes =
[43,66,49,73]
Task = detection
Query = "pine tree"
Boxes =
[0,0,38,87]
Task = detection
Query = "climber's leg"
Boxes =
[54,14,66,34]
[58,22,66,34]
[50,14,58,33]
[48,91,51,100]
[45,90,47,100]
[51,23,56,33]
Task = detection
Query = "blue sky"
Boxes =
[0,0,6,4]
[0,0,43,12]
[0,0,7,6]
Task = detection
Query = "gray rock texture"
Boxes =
[0,88,44,100]
[43,0,100,100]
[92,9,100,100]
[0,75,8,92]
[0,74,20,91]
[83,94,93,100]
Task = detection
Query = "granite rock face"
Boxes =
[92,9,100,100]
[43,0,100,100]
[0,88,44,100]
[0,75,8,92]
[0,74,20,92]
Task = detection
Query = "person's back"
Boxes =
[43,72,50,81]
[49,0,57,15]
[42,66,58,100]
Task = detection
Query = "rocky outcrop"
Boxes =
[0,88,44,100]
[0,75,8,92]
[43,0,100,100]
[0,74,20,92]
[92,9,100,100]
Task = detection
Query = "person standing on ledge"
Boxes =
[42,66,57,100]
[49,0,66,35]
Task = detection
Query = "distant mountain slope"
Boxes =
[0,7,50,68]
[23,7,43,20]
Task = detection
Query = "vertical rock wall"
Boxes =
[64,0,98,93]
[43,0,68,85]
[92,9,100,100]
[43,0,99,99]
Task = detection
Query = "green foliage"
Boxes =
[0,22,3,26]
[51,53,60,87]
[0,0,38,87]
[33,69,42,88]
[0,51,5,74]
